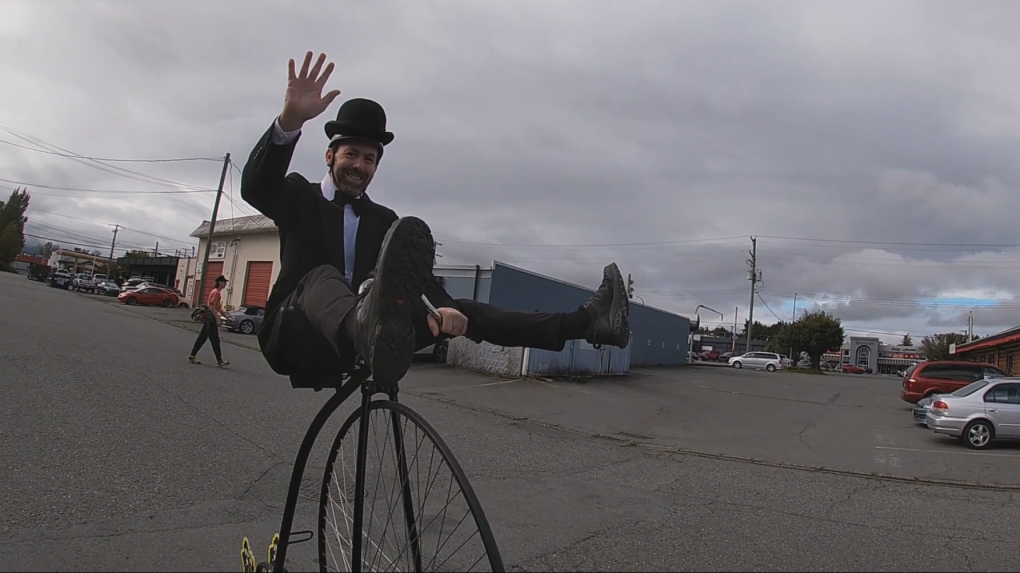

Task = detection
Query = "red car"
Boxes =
[118,286,180,307]
[842,364,866,374]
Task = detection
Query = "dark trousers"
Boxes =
[258,265,571,388]
[190,313,223,362]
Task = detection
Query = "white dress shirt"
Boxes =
[271,119,361,284]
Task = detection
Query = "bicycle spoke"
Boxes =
[318,399,503,572]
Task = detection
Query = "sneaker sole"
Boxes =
[607,263,630,348]
[367,217,436,387]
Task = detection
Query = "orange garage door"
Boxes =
[242,261,273,308]
[194,261,224,308]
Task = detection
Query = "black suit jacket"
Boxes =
[240,121,455,316]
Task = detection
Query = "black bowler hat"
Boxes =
[324,98,394,151]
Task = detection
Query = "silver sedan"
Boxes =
[925,377,1020,450]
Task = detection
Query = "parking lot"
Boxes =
[7,270,1020,571]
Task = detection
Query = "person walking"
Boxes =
[189,275,231,367]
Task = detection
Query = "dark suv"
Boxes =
[900,361,1006,404]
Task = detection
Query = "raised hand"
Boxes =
[278,51,342,132]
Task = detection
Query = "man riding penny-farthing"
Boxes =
[238,51,631,573]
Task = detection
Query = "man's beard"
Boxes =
[333,166,371,198]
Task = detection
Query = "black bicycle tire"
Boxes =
[317,399,505,573]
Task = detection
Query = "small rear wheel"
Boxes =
[766,363,776,372]
[318,399,504,572]
[162,298,174,308]
[127,296,137,305]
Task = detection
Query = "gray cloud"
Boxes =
[4,0,1020,344]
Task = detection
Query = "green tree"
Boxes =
[901,333,913,347]
[773,310,845,371]
[919,332,968,361]
[0,187,30,268]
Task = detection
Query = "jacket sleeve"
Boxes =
[240,119,302,226]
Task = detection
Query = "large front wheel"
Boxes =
[318,399,504,572]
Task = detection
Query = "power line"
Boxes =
[26,207,197,246]
[436,236,748,249]
[0,122,210,191]
[0,177,215,195]
[0,138,221,163]
[758,234,1020,249]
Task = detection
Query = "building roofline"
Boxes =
[957,324,1020,352]
[492,260,695,322]
[190,214,277,238]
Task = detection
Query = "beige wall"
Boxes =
[190,230,281,309]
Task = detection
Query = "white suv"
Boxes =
[729,351,784,372]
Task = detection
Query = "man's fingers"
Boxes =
[427,315,440,337]
[288,58,296,81]
[309,53,326,81]
[323,89,341,104]
[316,61,335,88]
[299,51,313,78]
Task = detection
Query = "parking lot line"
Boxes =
[874,445,1020,459]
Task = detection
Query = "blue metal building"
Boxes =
[481,261,691,372]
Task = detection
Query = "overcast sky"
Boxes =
[3,0,1020,345]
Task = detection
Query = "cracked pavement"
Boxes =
[4,271,1020,571]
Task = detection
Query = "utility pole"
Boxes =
[746,236,758,354]
[108,224,120,263]
[153,241,159,256]
[789,292,798,361]
[731,306,738,353]
[198,153,231,300]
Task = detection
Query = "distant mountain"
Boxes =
[22,236,44,255]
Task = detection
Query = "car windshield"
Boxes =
[951,379,991,397]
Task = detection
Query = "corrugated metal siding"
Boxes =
[524,339,631,376]
[488,261,689,368]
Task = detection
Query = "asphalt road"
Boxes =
[4,270,1020,572]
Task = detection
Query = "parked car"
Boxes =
[926,377,1020,449]
[95,280,122,296]
[223,305,266,335]
[49,269,72,290]
[842,364,866,374]
[72,274,98,293]
[118,287,179,307]
[27,263,50,282]
[901,361,1006,404]
[728,351,784,372]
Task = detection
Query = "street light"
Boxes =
[693,305,724,333]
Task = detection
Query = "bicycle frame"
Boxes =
[272,372,364,572]
[272,371,423,573]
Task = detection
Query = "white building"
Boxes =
[184,215,280,310]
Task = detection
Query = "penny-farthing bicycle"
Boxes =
[241,294,505,573]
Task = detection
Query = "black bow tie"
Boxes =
[334,193,367,217]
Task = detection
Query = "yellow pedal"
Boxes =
[241,537,257,573]
[268,533,280,566]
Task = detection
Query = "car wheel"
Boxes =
[127,296,137,305]
[240,320,254,335]
[162,298,174,308]
[961,419,994,450]
[766,363,776,372]
[733,361,742,369]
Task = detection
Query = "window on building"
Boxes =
[1007,352,1014,376]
